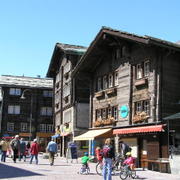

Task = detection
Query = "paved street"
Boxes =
[0,155,180,180]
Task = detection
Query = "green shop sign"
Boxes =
[120,105,129,118]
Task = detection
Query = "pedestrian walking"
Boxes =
[102,138,114,180]
[19,138,26,162]
[29,139,39,164]
[46,138,58,166]
[10,135,20,163]
[0,139,8,162]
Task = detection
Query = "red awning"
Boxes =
[113,124,165,135]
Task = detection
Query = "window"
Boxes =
[114,72,119,86]
[40,124,46,132]
[47,124,53,132]
[41,107,52,116]
[102,108,107,119]
[97,77,102,91]
[103,75,108,89]
[21,123,28,132]
[7,122,14,132]
[43,90,53,97]
[113,106,118,120]
[136,101,142,112]
[108,74,113,88]
[96,109,101,119]
[9,88,21,95]
[135,100,150,115]
[8,105,20,114]
[144,100,150,114]
[144,61,150,77]
[136,64,143,79]
[136,61,150,79]
[107,107,112,118]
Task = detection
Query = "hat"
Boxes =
[33,139,37,142]
[126,152,131,156]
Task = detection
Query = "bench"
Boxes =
[141,158,169,173]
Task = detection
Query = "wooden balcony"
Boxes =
[135,78,148,87]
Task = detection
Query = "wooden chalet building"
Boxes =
[0,75,53,151]
[47,43,89,157]
[73,27,180,172]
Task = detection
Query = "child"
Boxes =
[95,146,103,162]
[123,152,135,170]
[81,152,90,168]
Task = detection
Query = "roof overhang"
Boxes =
[73,128,112,141]
[113,124,165,135]
[163,112,180,120]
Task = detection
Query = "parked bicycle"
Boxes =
[119,165,136,180]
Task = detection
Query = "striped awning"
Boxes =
[113,124,165,135]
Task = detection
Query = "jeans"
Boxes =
[30,154,38,164]
[102,158,112,180]
[49,152,55,165]
[1,151,7,162]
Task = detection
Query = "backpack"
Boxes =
[102,145,111,158]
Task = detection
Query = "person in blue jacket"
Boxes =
[46,138,58,166]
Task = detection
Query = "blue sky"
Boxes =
[0,0,180,78]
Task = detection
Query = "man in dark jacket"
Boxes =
[19,138,26,162]
[10,135,20,163]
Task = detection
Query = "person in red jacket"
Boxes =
[29,139,39,164]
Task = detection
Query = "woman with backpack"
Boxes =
[102,138,115,180]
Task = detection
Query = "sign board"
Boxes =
[120,105,129,118]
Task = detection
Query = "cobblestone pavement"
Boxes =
[0,155,180,180]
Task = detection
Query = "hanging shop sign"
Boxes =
[120,105,129,118]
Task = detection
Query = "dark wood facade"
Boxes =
[0,75,53,152]
[47,43,89,157]
[72,27,180,170]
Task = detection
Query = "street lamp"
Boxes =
[20,89,33,141]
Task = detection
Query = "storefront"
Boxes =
[164,113,180,175]
[74,128,113,157]
[113,124,167,169]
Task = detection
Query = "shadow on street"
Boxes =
[0,163,43,179]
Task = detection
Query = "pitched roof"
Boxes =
[0,75,53,89]
[72,26,180,76]
[47,43,87,77]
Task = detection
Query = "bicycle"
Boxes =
[119,165,136,180]
[96,155,124,176]
[79,164,90,175]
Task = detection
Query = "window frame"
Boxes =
[21,123,28,132]
[8,105,20,114]
[7,122,14,132]
[9,88,21,96]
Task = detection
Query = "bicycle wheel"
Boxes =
[96,162,103,176]
[119,170,128,180]
[86,167,90,174]
[131,170,136,179]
